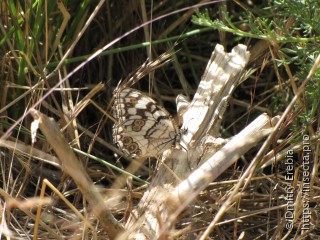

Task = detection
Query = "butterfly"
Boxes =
[112,88,180,158]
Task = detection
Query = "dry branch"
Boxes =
[123,44,279,239]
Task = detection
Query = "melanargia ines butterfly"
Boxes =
[112,88,180,158]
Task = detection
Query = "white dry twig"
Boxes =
[123,44,279,239]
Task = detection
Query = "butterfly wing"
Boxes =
[113,88,179,158]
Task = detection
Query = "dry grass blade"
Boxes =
[30,109,124,239]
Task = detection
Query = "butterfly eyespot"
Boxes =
[132,125,143,132]
[122,136,133,145]
[127,142,139,152]
[135,149,142,156]
[113,88,180,158]
[132,120,145,131]
[134,119,145,127]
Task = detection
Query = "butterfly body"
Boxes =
[113,88,180,158]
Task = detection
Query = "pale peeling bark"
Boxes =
[122,44,279,239]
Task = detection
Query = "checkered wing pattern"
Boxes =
[113,88,179,158]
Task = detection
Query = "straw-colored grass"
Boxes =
[0,1,319,239]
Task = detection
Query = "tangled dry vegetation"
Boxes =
[0,1,320,239]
